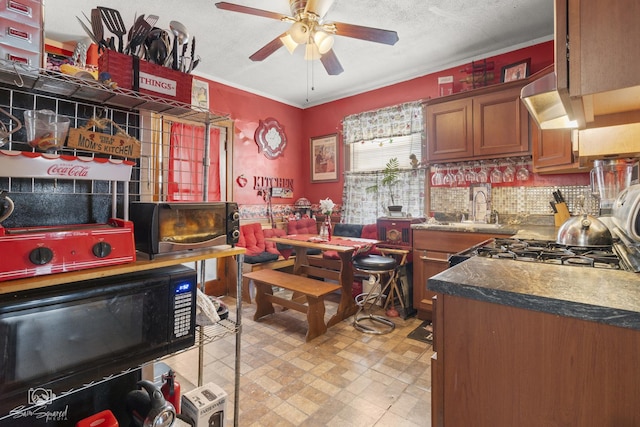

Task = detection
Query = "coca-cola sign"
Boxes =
[0,150,133,181]
[47,164,91,178]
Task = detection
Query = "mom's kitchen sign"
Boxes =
[67,128,141,159]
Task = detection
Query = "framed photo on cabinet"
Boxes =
[501,58,531,82]
[310,134,338,182]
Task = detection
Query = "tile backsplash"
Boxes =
[431,184,598,220]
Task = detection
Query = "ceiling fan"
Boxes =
[215,0,399,75]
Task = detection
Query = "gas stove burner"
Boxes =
[538,248,575,260]
[561,255,595,267]
[511,249,540,260]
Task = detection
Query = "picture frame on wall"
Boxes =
[310,134,339,183]
[501,58,531,82]
[191,78,209,109]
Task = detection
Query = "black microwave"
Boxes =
[0,265,197,418]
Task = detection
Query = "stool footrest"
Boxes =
[354,314,396,334]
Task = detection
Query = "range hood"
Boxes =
[520,72,578,130]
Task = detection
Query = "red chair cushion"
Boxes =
[361,224,378,240]
[263,228,287,255]
[287,218,318,235]
[237,223,266,256]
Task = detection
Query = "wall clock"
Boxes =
[254,117,287,159]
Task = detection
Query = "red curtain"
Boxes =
[168,122,221,201]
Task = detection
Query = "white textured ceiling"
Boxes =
[45,0,554,108]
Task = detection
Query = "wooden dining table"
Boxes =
[265,234,378,327]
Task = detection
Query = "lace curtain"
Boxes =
[342,101,425,224]
[343,101,423,144]
[342,169,426,224]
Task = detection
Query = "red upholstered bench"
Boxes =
[231,223,295,303]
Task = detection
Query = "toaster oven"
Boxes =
[129,202,240,259]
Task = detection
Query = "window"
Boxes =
[341,102,426,224]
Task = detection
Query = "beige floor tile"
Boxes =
[170,297,432,426]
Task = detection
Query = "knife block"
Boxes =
[554,202,571,227]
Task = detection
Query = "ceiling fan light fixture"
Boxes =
[313,30,334,54]
[304,42,321,60]
[280,33,299,54]
[290,21,310,44]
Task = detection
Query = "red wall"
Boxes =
[201,41,555,208]
[205,82,304,206]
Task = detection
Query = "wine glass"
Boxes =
[516,157,530,181]
[477,161,489,183]
[431,164,444,186]
[443,163,455,187]
[464,163,477,183]
[503,158,515,183]
[490,162,503,183]
[455,163,466,186]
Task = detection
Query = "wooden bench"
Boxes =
[243,269,341,342]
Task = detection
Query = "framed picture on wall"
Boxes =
[501,58,531,82]
[191,78,209,109]
[310,134,339,183]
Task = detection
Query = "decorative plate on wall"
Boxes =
[254,117,287,159]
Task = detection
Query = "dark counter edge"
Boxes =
[428,275,640,331]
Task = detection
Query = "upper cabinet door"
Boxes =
[426,98,473,161]
[473,86,529,158]
[557,0,640,126]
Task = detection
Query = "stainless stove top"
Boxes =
[452,237,636,271]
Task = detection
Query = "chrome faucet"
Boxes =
[472,190,487,223]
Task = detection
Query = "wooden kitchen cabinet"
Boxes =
[531,125,588,173]
[426,83,530,162]
[432,293,640,427]
[412,229,498,320]
[556,0,640,127]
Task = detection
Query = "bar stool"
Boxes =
[352,254,397,334]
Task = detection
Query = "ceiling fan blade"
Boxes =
[215,2,290,21]
[304,0,335,19]
[249,33,287,61]
[320,49,343,75]
[332,21,399,45]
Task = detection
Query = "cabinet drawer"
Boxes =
[0,17,41,53]
[0,0,42,26]
[0,43,39,66]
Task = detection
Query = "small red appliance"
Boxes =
[0,218,136,282]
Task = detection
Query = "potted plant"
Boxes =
[367,157,402,213]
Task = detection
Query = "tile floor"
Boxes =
[163,293,434,426]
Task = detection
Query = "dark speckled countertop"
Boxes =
[428,256,640,331]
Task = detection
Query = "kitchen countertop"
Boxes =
[413,221,559,240]
[428,256,640,331]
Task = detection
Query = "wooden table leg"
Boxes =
[327,251,357,327]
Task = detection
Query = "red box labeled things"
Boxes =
[98,50,133,89]
[98,50,193,104]
[137,59,193,104]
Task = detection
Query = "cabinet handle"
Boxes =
[419,254,451,262]
[8,0,32,17]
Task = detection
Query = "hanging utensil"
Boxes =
[0,107,22,147]
[90,8,109,52]
[126,14,152,56]
[98,6,127,53]
[187,36,196,73]
[169,21,189,71]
